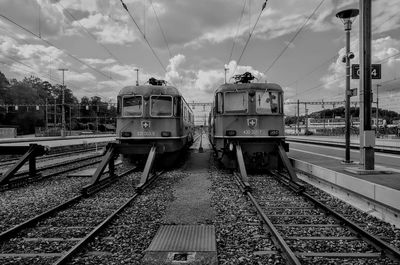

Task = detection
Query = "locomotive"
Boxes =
[209,72,288,171]
[116,78,194,167]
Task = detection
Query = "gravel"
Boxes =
[278,226,354,237]
[297,172,400,250]
[68,170,185,265]
[210,163,285,264]
[0,176,88,232]
[0,168,139,264]
[248,173,400,264]
[300,257,399,265]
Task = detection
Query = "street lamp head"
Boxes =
[336,9,359,30]
[336,9,359,21]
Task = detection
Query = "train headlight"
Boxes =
[268,130,279,136]
[229,143,234,151]
[226,130,237,136]
[121,131,132,137]
[161,131,171,137]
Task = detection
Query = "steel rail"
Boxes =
[54,170,164,265]
[271,170,400,262]
[0,168,136,242]
[232,172,301,265]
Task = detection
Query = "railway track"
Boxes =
[233,171,400,264]
[0,154,103,191]
[0,167,163,265]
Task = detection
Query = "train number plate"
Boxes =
[137,131,156,136]
[243,129,267,135]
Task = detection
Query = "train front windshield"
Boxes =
[123,96,142,116]
[256,91,280,114]
[224,91,248,113]
[151,95,173,116]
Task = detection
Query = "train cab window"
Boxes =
[216,93,223,114]
[117,97,122,114]
[122,96,143,116]
[256,91,280,114]
[224,91,248,113]
[173,97,181,117]
[151,95,173,117]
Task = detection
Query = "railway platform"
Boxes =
[287,136,400,227]
[287,135,400,152]
[0,135,115,154]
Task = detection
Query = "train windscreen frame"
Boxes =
[151,95,173,117]
[224,91,248,113]
[122,95,143,117]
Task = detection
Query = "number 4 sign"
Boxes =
[351,64,381,79]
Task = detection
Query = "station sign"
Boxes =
[351,64,381,79]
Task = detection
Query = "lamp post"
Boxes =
[224,65,229,84]
[134,68,139,86]
[58,68,68,137]
[336,8,359,164]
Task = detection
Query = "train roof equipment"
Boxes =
[215,81,283,94]
[232,72,256,84]
[118,78,182,97]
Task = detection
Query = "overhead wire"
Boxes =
[56,1,138,77]
[232,0,268,76]
[286,6,399,102]
[289,48,400,101]
[0,25,89,84]
[149,0,172,58]
[0,13,124,86]
[264,0,326,76]
[283,7,400,112]
[0,59,83,92]
[284,54,338,87]
[227,0,247,64]
[2,55,97,93]
[120,0,167,73]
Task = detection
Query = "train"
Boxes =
[116,77,194,167]
[209,72,288,171]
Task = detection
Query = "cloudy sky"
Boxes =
[0,0,399,118]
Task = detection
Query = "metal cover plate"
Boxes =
[146,225,216,252]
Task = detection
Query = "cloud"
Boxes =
[72,13,139,44]
[162,54,269,103]
[185,0,338,48]
[314,36,400,111]
[83,58,116,65]
[321,36,400,89]
[0,35,64,79]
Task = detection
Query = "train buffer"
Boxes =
[81,142,159,196]
[0,144,47,186]
[233,141,304,193]
[81,142,120,196]
[136,145,157,193]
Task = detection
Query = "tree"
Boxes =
[0,71,10,104]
